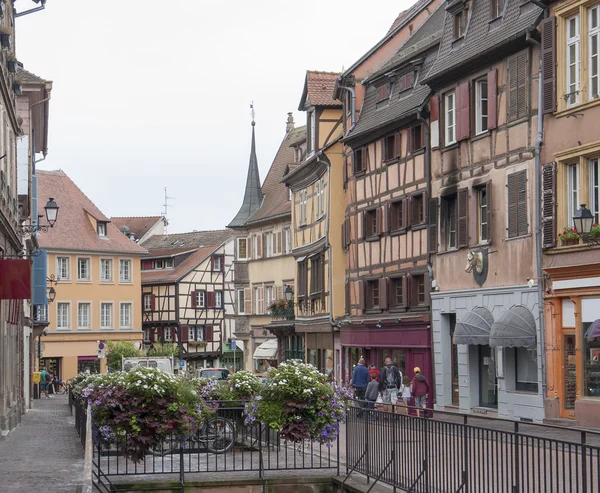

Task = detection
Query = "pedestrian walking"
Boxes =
[365,373,380,412]
[351,358,369,414]
[40,367,48,399]
[400,375,412,415]
[411,367,430,417]
[379,357,402,413]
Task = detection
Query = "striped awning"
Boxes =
[490,305,536,348]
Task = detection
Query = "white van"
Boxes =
[122,357,174,374]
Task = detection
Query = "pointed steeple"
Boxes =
[228,107,263,228]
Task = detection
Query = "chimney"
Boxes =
[286,112,294,133]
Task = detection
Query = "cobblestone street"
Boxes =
[0,395,84,493]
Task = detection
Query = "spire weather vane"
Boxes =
[250,101,255,126]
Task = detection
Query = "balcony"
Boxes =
[268,299,295,321]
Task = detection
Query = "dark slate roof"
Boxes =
[142,230,233,252]
[423,0,543,86]
[345,7,445,143]
[17,64,46,84]
[228,122,263,228]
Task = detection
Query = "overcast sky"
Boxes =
[16,0,412,234]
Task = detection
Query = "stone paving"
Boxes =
[0,394,84,493]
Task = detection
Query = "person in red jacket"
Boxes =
[368,364,380,383]
[411,367,430,417]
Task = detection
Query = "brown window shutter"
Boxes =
[180,325,189,342]
[320,255,326,304]
[402,275,410,307]
[149,328,155,343]
[457,188,469,248]
[542,162,557,248]
[424,278,431,307]
[151,294,156,311]
[485,181,493,243]
[430,95,439,122]
[456,81,470,141]
[421,191,429,224]
[191,291,197,308]
[210,256,215,270]
[376,207,383,235]
[517,170,528,236]
[207,291,215,309]
[341,222,346,250]
[541,16,557,114]
[508,56,518,121]
[487,69,497,130]
[205,325,213,342]
[361,211,367,240]
[407,128,413,154]
[384,203,391,233]
[345,282,350,315]
[507,173,518,238]
[516,53,528,120]
[395,132,402,158]
[402,198,409,229]
[358,280,365,311]
[379,278,388,310]
[346,218,351,248]
[343,155,348,188]
[428,197,439,253]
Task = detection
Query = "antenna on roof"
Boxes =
[250,101,255,127]
[163,187,175,235]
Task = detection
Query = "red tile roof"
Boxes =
[111,216,163,241]
[36,170,147,255]
[141,246,217,284]
[299,71,342,110]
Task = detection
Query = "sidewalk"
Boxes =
[0,394,85,493]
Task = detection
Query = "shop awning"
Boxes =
[454,306,494,345]
[253,339,278,360]
[489,305,536,348]
[584,320,600,339]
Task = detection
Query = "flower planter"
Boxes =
[0,33,10,49]
[7,60,16,73]
[561,238,579,246]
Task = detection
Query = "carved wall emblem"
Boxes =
[465,248,488,286]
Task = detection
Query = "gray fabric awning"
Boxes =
[253,339,278,360]
[454,306,494,345]
[489,305,536,348]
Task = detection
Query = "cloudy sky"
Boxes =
[16,0,412,233]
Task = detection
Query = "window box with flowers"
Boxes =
[589,224,600,239]
[267,298,295,320]
[558,227,580,246]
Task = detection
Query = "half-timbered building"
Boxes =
[140,230,236,372]
[282,71,344,377]
[422,0,545,421]
[338,7,445,402]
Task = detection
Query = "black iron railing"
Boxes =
[72,394,87,448]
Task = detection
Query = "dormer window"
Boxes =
[97,222,107,237]
[453,5,469,39]
[212,255,223,272]
[397,72,415,93]
[152,259,173,270]
[377,83,390,102]
[491,0,505,19]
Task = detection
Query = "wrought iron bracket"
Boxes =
[16,224,53,236]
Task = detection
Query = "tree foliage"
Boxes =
[106,340,140,371]
[147,343,179,358]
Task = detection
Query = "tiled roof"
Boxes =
[142,230,233,253]
[141,246,217,284]
[36,170,147,255]
[299,71,342,111]
[246,125,306,225]
[423,0,543,85]
[17,65,46,84]
[111,216,163,241]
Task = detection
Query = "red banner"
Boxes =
[0,259,32,300]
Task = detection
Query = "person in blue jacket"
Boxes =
[351,358,369,413]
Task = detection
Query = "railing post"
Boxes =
[259,421,263,480]
[581,431,587,493]
[392,411,397,493]
[463,414,469,493]
[365,405,370,483]
[513,422,520,493]
[180,440,185,492]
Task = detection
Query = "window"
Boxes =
[384,134,398,161]
[196,290,206,308]
[353,148,366,175]
[252,235,258,259]
[590,159,600,222]
[298,260,308,298]
[445,92,456,145]
[143,293,153,312]
[237,238,247,260]
[119,259,132,282]
[317,178,325,217]
[152,259,172,269]
[284,228,292,254]
[411,193,425,225]
[478,186,489,243]
[515,347,539,392]
[57,302,70,329]
[442,195,458,249]
[300,189,308,225]
[583,318,600,397]
[491,0,505,19]
[507,170,528,238]
[411,125,424,151]
[120,303,132,328]
[265,286,274,309]
[237,289,245,314]
[100,259,113,282]
[454,7,469,39]
[189,326,204,342]
[390,200,406,231]
[591,6,600,99]
[397,72,414,93]
[391,277,405,308]
[213,255,223,271]
[568,163,580,227]
[308,110,316,154]
[567,14,581,106]
[413,274,426,306]
[366,280,380,309]
[34,304,48,323]
[254,287,260,314]
[377,83,390,102]
[365,209,379,238]
[77,258,90,281]
[77,303,91,329]
[215,290,223,308]
[265,233,273,258]
[163,327,173,342]
[310,255,324,296]
[56,257,70,280]
[97,222,107,237]
[475,78,489,134]
[100,303,113,329]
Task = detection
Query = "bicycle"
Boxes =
[150,416,235,456]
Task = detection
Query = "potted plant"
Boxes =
[589,223,600,239]
[0,28,11,49]
[12,78,22,96]
[7,54,16,74]
[558,226,580,246]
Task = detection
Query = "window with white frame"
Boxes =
[568,163,580,227]
[100,259,113,282]
[475,78,488,135]
[215,290,223,308]
[163,327,173,341]
[237,289,245,314]
[196,290,206,308]
[143,293,153,312]
[254,287,260,314]
[120,303,132,328]
[213,255,223,271]
[590,158,600,222]
[97,222,107,237]
[445,92,456,145]
[237,238,248,260]
[265,285,274,311]
[567,14,581,106]
[57,302,70,329]
[591,6,600,99]
[284,228,291,254]
[100,303,113,329]
[478,187,489,243]
[189,326,204,342]
[300,189,308,225]
[119,259,132,282]
[77,258,90,281]
[265,232,273,258]
[56,257,70,280]
[317,178,325,217]
[78,303,91,329]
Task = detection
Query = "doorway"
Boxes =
[478,345,498,408]
[449,314,459,406]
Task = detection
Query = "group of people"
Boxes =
[39,367,61,398]
[351,357,430,417]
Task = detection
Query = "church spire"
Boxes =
[228,104,263,228]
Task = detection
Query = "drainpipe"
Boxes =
[527,23,547,397]
[335,81,357,132]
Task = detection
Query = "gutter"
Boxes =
[335,80,357,132]
[526,20,548,397]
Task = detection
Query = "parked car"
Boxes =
[196,368,230,380]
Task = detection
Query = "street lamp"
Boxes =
[17,197,60,236]
[573,204,599,246]
[284,285,294,301]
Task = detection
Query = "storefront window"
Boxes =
[515,347,538,392]
[479,345,498,408]
[583,322,600,397]
[285,335,304,361]
[77,357,100,374]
